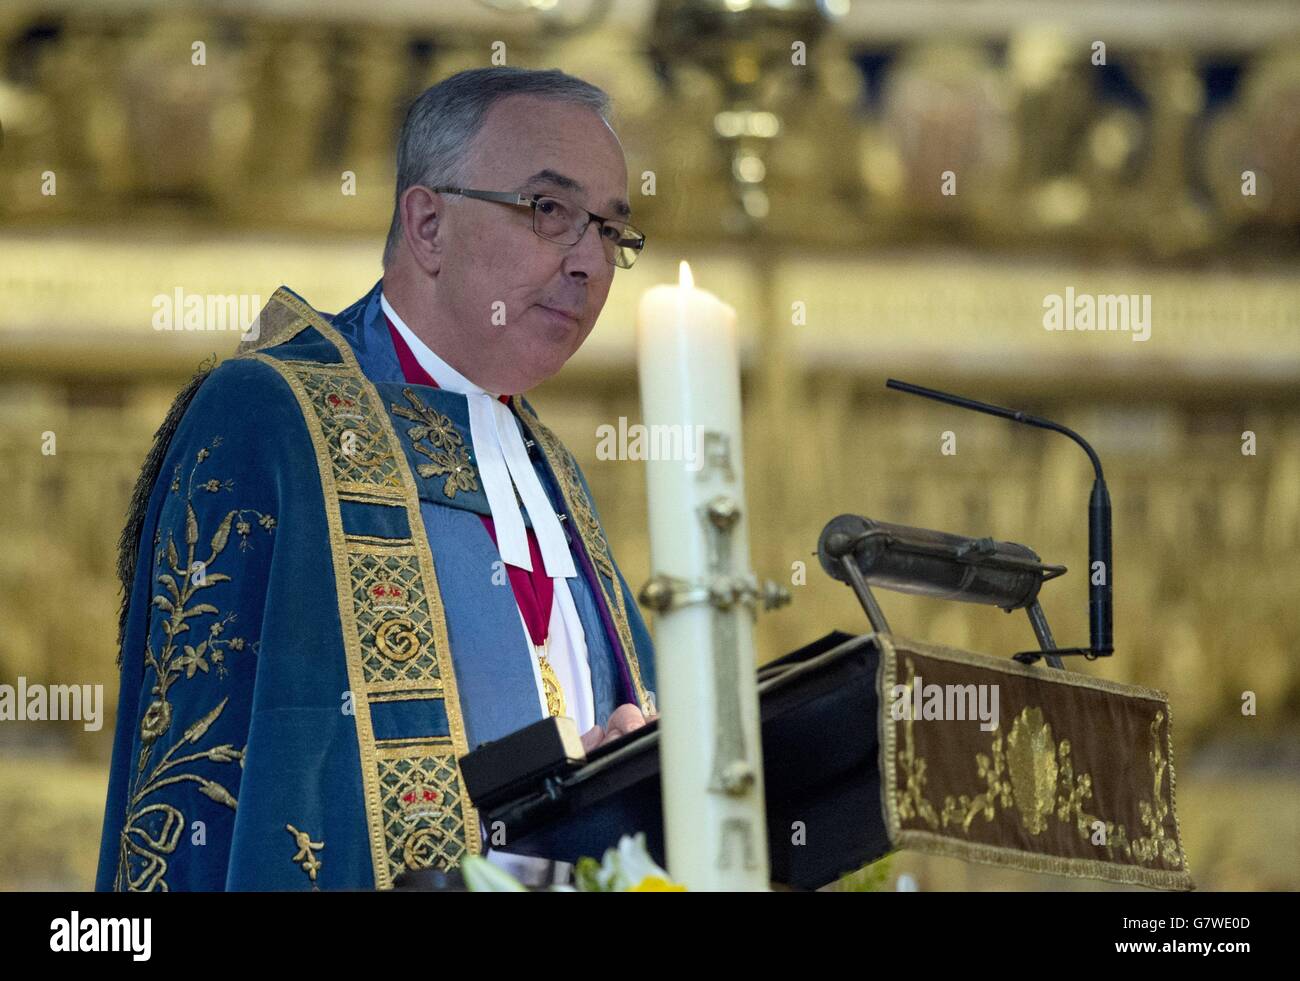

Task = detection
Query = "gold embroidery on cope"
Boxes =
[246,287,478,889]
[347,541,442,688]
[117,439,258,891]
[286,824,324,890]
[382,750,469,874]
[390,388,478,499]
[512,402,654,717]
[367,573,421,663]
[297,363,404,499]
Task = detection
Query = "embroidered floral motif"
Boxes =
[286,824,324,890]
[891,656,1185,871]
[119,697,243,891]
[390,388,478,499]
[116,438,268,891]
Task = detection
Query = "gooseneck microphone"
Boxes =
[885,379,1114,661]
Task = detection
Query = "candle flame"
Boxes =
[678,260,694,290]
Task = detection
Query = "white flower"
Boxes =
[596,833,679,892]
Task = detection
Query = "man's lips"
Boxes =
[537,304,581,324]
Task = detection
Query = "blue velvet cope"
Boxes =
[95,280,656,891]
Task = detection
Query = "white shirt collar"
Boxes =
[380,291,576,580]
[381,293,500,399]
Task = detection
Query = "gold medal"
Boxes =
[534,637,566,718]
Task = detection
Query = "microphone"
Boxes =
[817,515,1061,610]
[885,379,1114,661]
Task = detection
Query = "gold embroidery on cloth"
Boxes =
[248,287,478,888]
[512,402,653,716]
[369,690,443,703]
[286,824,324,890]
[296,362,403,499]
[1006,707,1059,835]
[379,747,469,875]
[376,619,420,663]
[347,540,444,690]
[390,388,479,499]
[881,639,1192,889]
[117,439,259,891]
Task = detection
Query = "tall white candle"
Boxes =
[636,261,769,890]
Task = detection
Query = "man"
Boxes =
[96,67,657,891]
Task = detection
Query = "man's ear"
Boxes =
[399,185,444,276]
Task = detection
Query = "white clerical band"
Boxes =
[381,294,576,579]
[491,397,575,577]
[386,293,590,888]
[466,393,528,565]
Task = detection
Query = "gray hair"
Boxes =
[382,66,614,270]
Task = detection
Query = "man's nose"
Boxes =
[563,219,608,278]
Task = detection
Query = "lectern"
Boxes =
[458,387,1193,891]
[461,629,1192,890]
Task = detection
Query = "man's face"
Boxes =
[428,94,630,394]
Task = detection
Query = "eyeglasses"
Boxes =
[429,186,646,269]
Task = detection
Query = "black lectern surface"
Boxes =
[464,631,889,890]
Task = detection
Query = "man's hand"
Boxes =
[580,702,656,751]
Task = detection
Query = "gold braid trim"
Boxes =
[246,287,478,888]
[511,398,653,716]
